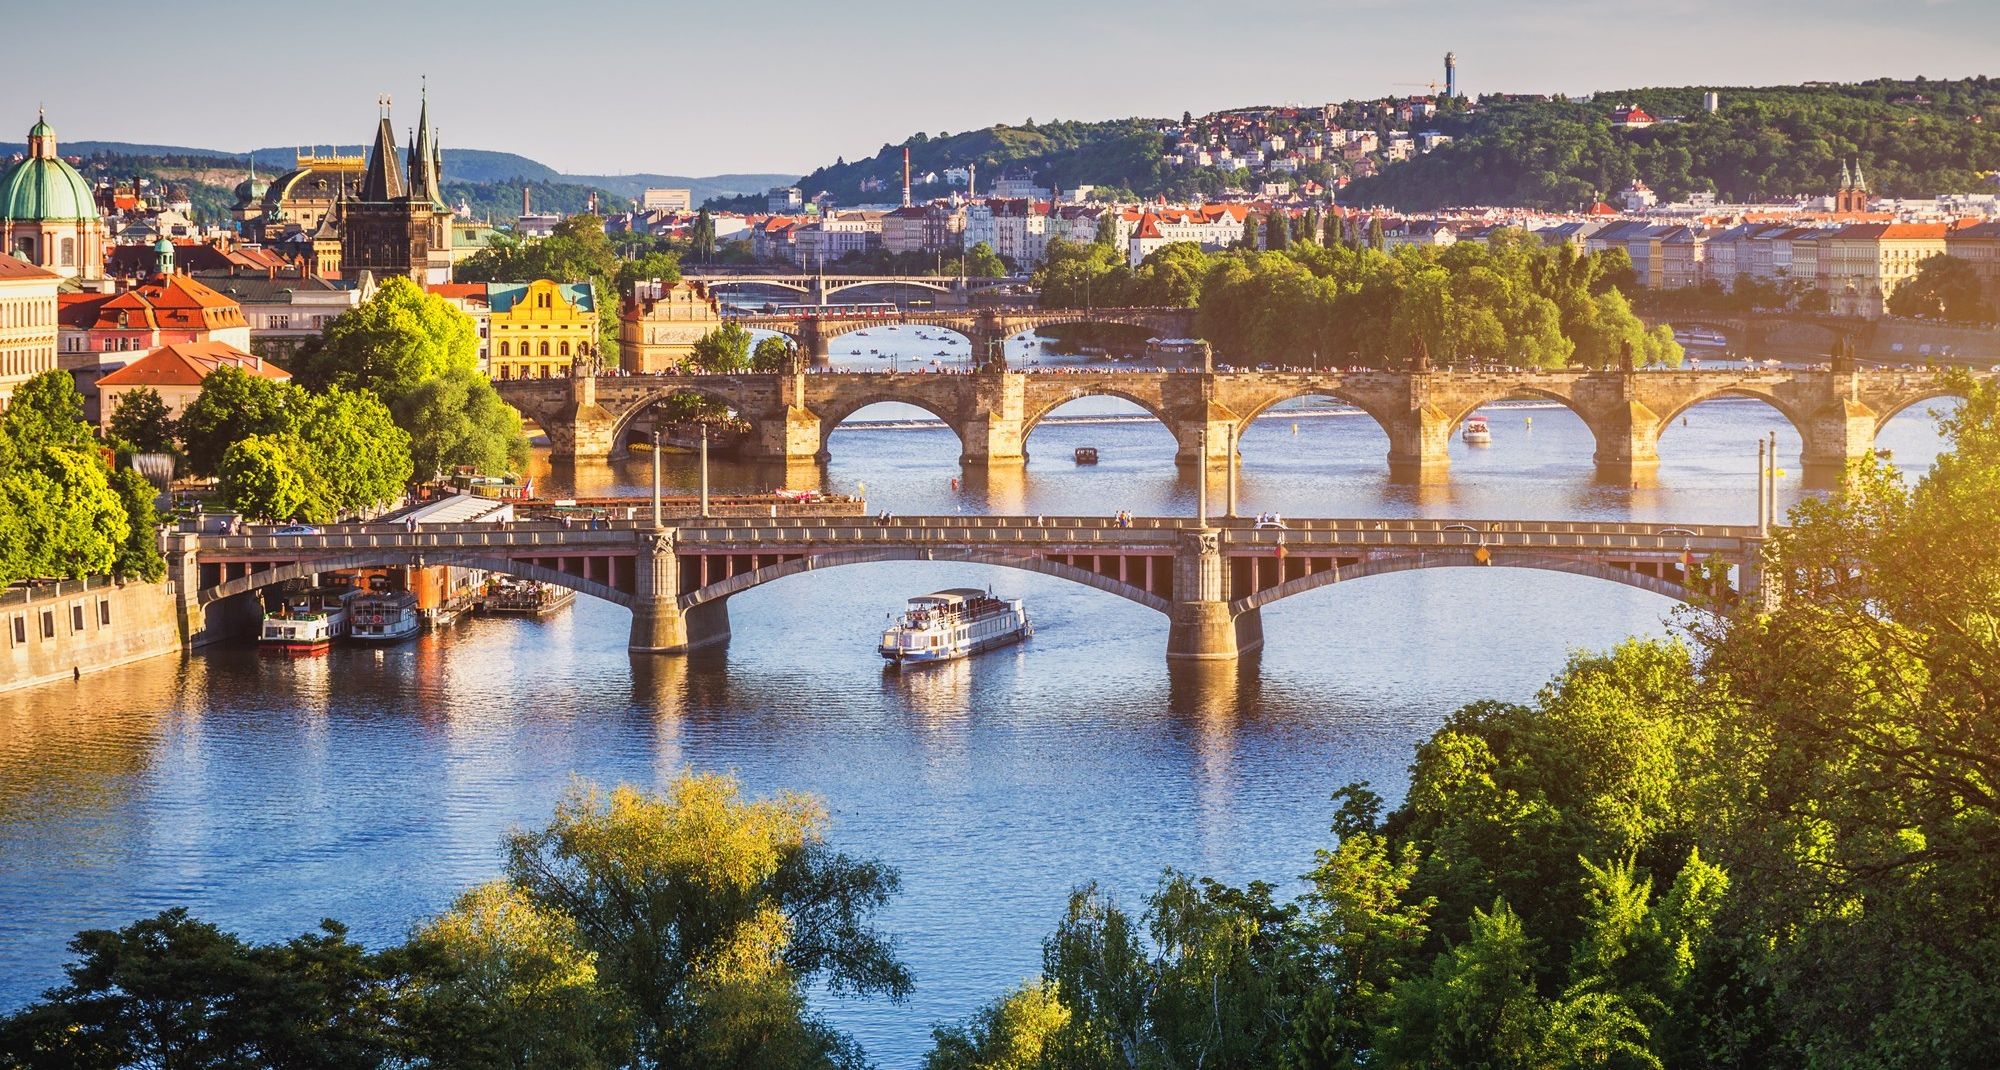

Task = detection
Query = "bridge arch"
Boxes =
[814,395,969,459]
[1872,387,1968,433]
[1022,386,1177,440]
[198,551,634,609]
[680,546,1169,614]
[699,278,812,297]
[607,385,768,458]
[1233,387,1407,451]
[820,278,956,300]
[1228,552,1708,616]
[1651,385,1811,444]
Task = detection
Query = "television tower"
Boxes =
[1444,52,1458,99]
[902,146,912,207]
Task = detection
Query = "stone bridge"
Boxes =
[497,365,1983,481]
[729,305,1196,364]
[684,272,1016,305]
[169,515,1764,663]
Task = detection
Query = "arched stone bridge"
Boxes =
[168,515,1765,663]
[497,365,1984,480]
[729,305,1196,364]
[683,272,1017,305]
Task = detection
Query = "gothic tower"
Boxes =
[339,91,453,284]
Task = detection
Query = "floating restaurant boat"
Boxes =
[259,587,362,653]
[480,578,576,617]
[1673,328,1729,349]
[350,592,422,643]
[1461,415,1493,445]
[879,588,1032,667]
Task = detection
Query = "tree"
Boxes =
[292,386,414,517]
[107,388,176,458]
[1265,210,1292,251]
[217,435,311,522]
[177,366,297,477]
[689,208,718,262]
[924,981,1069,1070]
[751,335,796,373]
[964,242,1007,279]
[393,372,530,480]
[0,373,129,582]
[1241,212,1261,250]
[687,323,754,373]
[1887,253,1993,323]
[499,776,911,1068]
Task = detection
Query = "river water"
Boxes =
[0,330,1960,1067]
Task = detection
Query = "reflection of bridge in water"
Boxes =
[497,364,1982,481]
[172,515,1767,664]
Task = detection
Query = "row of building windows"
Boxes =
[496,340,591,357]
[494,364,570,380]
[0,345,55,379]
[5,598,111,646]
[0,296,55,329]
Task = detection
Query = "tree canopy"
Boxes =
[0,372,159,585]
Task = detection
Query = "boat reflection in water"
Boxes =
[879,588,1032,668]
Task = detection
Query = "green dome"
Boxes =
[28,118,52,139]
[0,156,97,222]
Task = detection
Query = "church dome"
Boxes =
[233,173,269,204]
[0,115,98,223]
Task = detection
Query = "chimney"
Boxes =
[523,185,531,217]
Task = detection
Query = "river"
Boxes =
[0,332,1961,1067]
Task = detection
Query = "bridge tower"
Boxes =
[629,529,730,653]
[1165,529,1264,661]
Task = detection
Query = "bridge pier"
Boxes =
[629,530,731,654]
[959,372,1027,467]
[547,375,619,462]
[1165,529,1263,661]
[1800,399,1880,484]
[1590,400,1666,483]
[798,320,831,367]
[1385,403,1453,483]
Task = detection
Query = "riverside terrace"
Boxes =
[174,514,1768,663]
[496,364,1988,482]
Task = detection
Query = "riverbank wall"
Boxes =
[0,579,183,694]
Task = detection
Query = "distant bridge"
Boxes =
[170,515,1766,663]
[725,305,1195,364]
[683,272,1017,305]
[496,364,1982,480]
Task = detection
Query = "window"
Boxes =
[72,604,86,632]
[560,341,570,357]
[98,599,111,626]
[9,614,23,645]
[40,610,55,639]
[540,342,551,357]
[60,238,75,267]
[498,341,509,356]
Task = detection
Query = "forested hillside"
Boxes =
[752,119,1170,206]
[1344,77,2000,209]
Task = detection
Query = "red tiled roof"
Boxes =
[96,341,290,388]
[1133,215,1165,240]
[0,257,58,282]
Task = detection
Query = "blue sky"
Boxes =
[9,0,1997,177]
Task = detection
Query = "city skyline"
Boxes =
[9,0,1999,177]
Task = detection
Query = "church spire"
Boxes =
[359,94,406,201]
[408,82,445,209]
[1839,159,1852,190]
[1851,159,1867,192]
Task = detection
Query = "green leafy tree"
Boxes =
[964,242,1007,279]
[393,372,531,479]
[751,335,796,373]
[293,386,414,517]
[1887,253,1994,323]
[0,373,130,582]
[925,981,1069,1070]
[1265,210,1292,251]
[687,323,755,373]
[689,208,718,262]
[110,466,165,582]
[497,776,911,1068]
[107,387,177,458]
[217,435,311,522]
[176,366,298,477]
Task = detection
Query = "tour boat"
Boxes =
[350,593,422,643]
[1074,446,1099,464]
[480,578,576,617]
[1673,328,1729,349]
[880,588,1032,667]
[1461,415,1493,445]
[258,611,338,654]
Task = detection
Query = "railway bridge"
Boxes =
[683,272,1017,307]
[497,364,1980,481]
[171,515,1766,663]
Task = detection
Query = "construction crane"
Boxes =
[1392,81,1442,96]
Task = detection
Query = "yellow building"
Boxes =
[1820,223,1949,318]
[487,279,598,380]
[620,279,722,372]
[0,256,58,410]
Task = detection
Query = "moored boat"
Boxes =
[1074,446,1099,464]
[1673,328,1729,349]
[259,612,337,654]
[1461,415,1493,445]
[480,578,577,617]
[350,593,422,643]
[880,588,1032,667]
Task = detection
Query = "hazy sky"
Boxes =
[9,0,1997,177]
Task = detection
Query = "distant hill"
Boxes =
[61,141,792,211]
[779,120,1172,206]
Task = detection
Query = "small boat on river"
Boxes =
[880,588,1032,667]
[350,592,422,643]
[480,578,576,617]
[1074,446,1099,464]
[259,587,362,653]
[1462,415,1492,445]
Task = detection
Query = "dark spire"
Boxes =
[409,85,445,209]
[359,96,405,202]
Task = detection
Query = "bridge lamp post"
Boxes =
[652,429,664,528]
[700,425,711,519]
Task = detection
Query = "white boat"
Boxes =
[259,612,337,654]
[1462,415,1493,445]
[1673,328,1728,349]
[350,592,422,643]
[880,588,1031,667]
